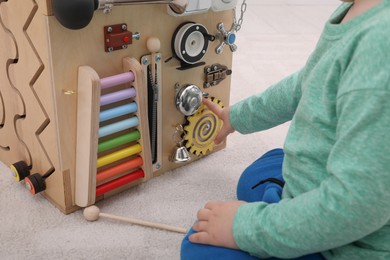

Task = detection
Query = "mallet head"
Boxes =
[83,205,100,221]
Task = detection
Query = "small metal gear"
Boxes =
[183,97,223,157]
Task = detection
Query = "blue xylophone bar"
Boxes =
[99,117,139,138]
[99,102,138,122]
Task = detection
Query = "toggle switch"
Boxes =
[168,0,211,16]
[212,0,237,11]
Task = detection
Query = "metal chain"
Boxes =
[233,0,247,32]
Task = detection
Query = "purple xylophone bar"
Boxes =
[100,88,137,106]
[100,71,135,89]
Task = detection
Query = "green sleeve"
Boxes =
[233,90,390,258]
[232,23,390,258]
[229,70,303,134]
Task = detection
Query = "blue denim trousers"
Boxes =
[181,149,325,260]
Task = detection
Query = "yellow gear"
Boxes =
[183,98,223,157]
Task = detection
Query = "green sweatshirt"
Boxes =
[230,2,390,259]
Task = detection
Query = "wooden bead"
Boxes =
[83,205,100,221]
[146,37,161,53]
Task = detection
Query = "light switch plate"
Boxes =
[211,0,237,11]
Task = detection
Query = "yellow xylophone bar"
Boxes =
[97,144,142,168]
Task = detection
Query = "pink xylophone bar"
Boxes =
[100,72,135,90]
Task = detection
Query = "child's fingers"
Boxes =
[197,208,211,221]
[214,126,229,145]
[202,98,234,144]
[192,220,208,232]
[189,231,212,245]
[203,98,223,118]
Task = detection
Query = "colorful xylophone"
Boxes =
[76,58,152,207]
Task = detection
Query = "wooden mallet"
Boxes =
[83,205,187,234]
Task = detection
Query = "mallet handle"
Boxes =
[99,212,187,234]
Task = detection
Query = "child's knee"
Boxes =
[237,149,284,202]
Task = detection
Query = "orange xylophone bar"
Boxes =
[96,156,143,183]
[96,169,144,197]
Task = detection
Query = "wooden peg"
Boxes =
[146,37,161,83]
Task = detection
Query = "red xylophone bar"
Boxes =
[96,169,144,197]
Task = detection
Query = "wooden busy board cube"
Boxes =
[0,0,234,213]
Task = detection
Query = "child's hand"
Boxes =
[189,200,246,249]
[203,98,235,144]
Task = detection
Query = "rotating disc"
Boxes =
[183,98,223,156]
[173,22,209,65]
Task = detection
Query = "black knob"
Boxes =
[52,0,99,30]
[10,161,30,182]
[25,173,46,195]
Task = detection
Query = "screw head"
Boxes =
[62,90,76,95]
[132,32,141,40]
[107,27,113,33]
[142,57,149,65]
[121,24,127,31]
[155,54,161,63]
[25,181,32,191]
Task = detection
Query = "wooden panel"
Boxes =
[1,1,234,213]
[0,3,28,166]
[37,0,52,16]
[75,66,101,207]
[0,0,67,212]
[47,5,233,179]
